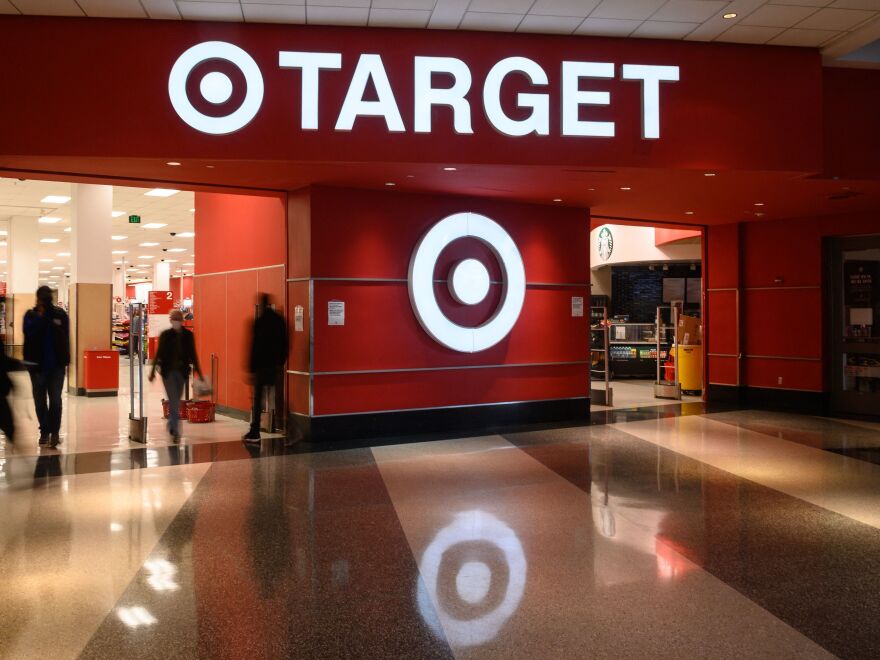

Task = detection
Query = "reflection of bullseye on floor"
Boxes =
[417,510,527,647]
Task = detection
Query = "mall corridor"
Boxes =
[1,403,879,659]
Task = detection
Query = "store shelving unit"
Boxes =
[112,317,130,355]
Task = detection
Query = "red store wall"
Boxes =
[170,276,194,303]
[289,186,590,418]
[194,192,286,413]
[706,211,880,395]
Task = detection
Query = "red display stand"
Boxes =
[83,350,119,397]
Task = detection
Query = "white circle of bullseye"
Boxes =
[199,71,233,104]
[168,41,264,135]
[449,258,490,306]
[408,212,526,353]
[456,561,492,604]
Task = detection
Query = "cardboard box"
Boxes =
[677,314,702,345]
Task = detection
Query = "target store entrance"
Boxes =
[2,16,879,442]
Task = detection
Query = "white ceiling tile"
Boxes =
[591,0,666,20]
[769,26,840,44]
[141,0,181,19]
[306,5,370,25]
[632,20,699,38]
[243,3,306,22]
[517,13,582,33]
[77,0,147,18]
[176,2,244,21]
[742,4,819,27]
[12,0,84,16]
[368,8,430,27]
[307,0,369,6]
[241,0,302,4]
[651,0,728,23]
[427,0,469,28]
[575,16,642,35]
[716,24,785,43]
[468,0,534,14]
[797,7,875,29]
[770,0,832,6]
[372,0,434,9]
[0,0,19,13]
[831,0,880,8]
[459,11,524,31]
[529,0,600,18]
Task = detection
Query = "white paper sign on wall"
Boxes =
[328,300,345,326]
[294,305,304,332]
[571,296,584,317]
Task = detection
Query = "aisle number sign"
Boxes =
[148,290,174,315]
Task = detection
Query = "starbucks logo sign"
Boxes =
[598,226,614,262]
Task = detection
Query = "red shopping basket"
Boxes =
[162,399,194,419]
[188,400,216,423]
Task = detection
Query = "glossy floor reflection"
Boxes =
[2,403,880,658]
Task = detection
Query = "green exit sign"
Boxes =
[128,215,141,224]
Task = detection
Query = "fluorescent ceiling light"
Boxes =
[111,211,126,218]
[188,209,195,213]
[0,230,6,236]
[143,223,167,229]
[39,270,50,274]
[163,259,178,263]
[64,227,71,232]
[52,266,63,270]
[138,255,155,259]
[0,242,6,247]
[139,242,159,247]
[167,248,186,252]
[40,195,70,204]
[111,235,126,240]
[183,262,194,266]
[57,252,71,256]
[39,258,53,262]
[40,238,60,243]
[39,216,62,224]
[144,189,179,197]
[136,264,151,268]
[112,250,128,254]
[175,232,195,238]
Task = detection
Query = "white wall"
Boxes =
[590,224,701,270]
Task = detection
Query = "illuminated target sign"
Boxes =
[168,41,265,135]
[408,213,525,353]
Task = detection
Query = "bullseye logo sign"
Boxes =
[168,41,264,135]
[408,213,525,353]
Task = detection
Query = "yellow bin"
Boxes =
[676,345,703,394]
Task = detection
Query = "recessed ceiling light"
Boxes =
[64,227,71,232]
[723,12,737,19]
[39,216,62,224]
[144,188,179,198]
[442,167,457,171]
[57,252,71,257]
[0,230,6,236]
[206,165,215,169]
[619,186,632,191]
[40,258,53,263]
[112,250,128,254]
[175,232,195,238]
[685,211,695,215]
[40,195,70,204]
[188,209,195,213]
[167,248,186,252]
[143,223,167,229]
[166,162,181,166]
[588,187,596,192]
[139,242,159,247]
[111,235,126,240]
[754,202,764,206]
[385,182,395,186]
[163,259,178,263]
[111,211,126,218]
[553,198,562,202]
[183,262,195,266]
[39,270,50,274]
[704,172,716,177]
[136,264,151,268]
[40,238,60,243]
[52,266,64,270]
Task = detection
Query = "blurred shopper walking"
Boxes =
[23,286,70,449]
[149,309,203,443]
[243,293,288,442]
[0,335,21,446]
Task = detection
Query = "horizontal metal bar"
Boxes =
[195,264,284,277]
[707,353,738,358]
[287,276,590,287]
[744,355,821,362]
[743,285,821,291]
[311,396,590,418]
[293,360,589,377]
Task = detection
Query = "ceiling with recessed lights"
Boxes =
[2,0,879,67]
[0,178,194,287]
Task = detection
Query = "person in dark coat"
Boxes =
[0,335,21,446]
[149,309,202,443]
[23,286,70,448]
[243,293,288,442]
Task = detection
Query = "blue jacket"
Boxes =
[23,306,70,373]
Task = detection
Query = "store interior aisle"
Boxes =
[0,364,262,459]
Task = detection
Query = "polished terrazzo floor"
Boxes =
[1,397,879,658]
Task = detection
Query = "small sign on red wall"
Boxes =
[148,290,174,315]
